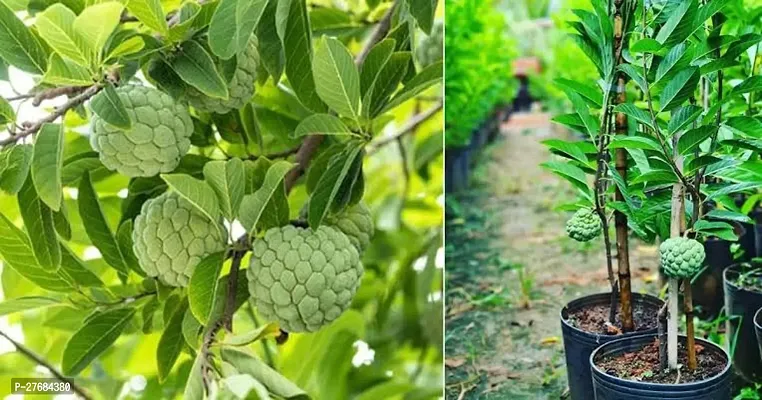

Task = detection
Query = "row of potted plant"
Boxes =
[444,0,516,193]
[544,0,762,398]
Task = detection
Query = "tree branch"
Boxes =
[367,101,443,154]
[355,1,398,66]
[0,84,102,147]
[0,329,92,400]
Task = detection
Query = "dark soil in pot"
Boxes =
[723,263,762,382]
[591,335,732,400]
[561,292,663,400]
[595,338,726,384]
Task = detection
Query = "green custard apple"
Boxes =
[132,192,226,287]
[659,237,705,279]
[90,85,193,177]
[186,37,260,114]
[247,225,364,333]
[565,208,601,242]
[325,203,374,253]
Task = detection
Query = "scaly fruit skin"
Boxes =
[90,85,193,177]
[187,38,260,114]
[326,203,374,253]
[247,225,363,333]
[565,208,601,242]
[132,192,226,287]
[659,237,705,279]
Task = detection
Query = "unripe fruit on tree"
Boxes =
[186,38,260,114]
[325,203,374,253]
[132,192,226,287]
[565,208,601,242]
[247,225,363,333]
[659,237,705,279]
[90,85,193,177]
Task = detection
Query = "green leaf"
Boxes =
[655,42,689,85]
[221,347,309,400]
[541,139,594,166]
[705,209,753,224]
[0,144,33,195]
[105,36,144,61]
[630,38,662,53]
[407,0,435,34]
[73,1,124,65]
[381,60,442,113]
[554,78,602,108]
[364,52,410,118]
[257,0,284,81]
[239,160,293,233]
[35,3,90,66]
[219,323,280,346]
[62,307,136,375]
[540,161,591,195]
[359,39,395,97]
[78,172,129,276]
[208,0,267,59]
[655,0,697,46]
[730,76,762,97]
[161,174,223,234]
[0,95,13,124]
[18,178,61,270]
[609,136,663,152]
[52,204,71,240]
[42,53,94,86]
[312,36,360,118]
[157,297,188,382]
[308,143,363,228]
[668,105,702,134]
[187,252,225,325]
[182,307,202,349]
[677,125,717,155]
[613,103,653,128]
[126,0,169,36]
[60,244,105,287]
[220,374,271,400]
[659,67,699,112]
[0,296,61,317]
[0,213,72,291]
[618,64,647,93]
[32,123,64,211]
[276,0,326,112]
[116,220,143,276]
[724,116,762,138]
[0,0,48,74]
[292,114,354,138]
[203,158,245,221]
[170,40,229,99]
[90,82,132,130]
[184,352,206,400]
[694,220,738,241]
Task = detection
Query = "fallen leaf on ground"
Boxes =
[447,302,474,317]
[446,357,467,368]
[540,336,560,345]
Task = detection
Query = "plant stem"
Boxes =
[367,101,443,153]
[668,131,685,370]
[613,0,634,332]
[684,280,697,370]
[657,302,668,370]
[0,330,92,400]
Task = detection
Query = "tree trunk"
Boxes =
[668,132,686,370]
[613,0,634,333]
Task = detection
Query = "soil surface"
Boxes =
[566,302,659,335]
[445,113,662,399]
[594,339,727,384]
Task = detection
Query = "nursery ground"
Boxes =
[444,113,662,399]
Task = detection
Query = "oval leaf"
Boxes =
[90,82,132,130]
[62,307,136,375]
[188,252,226,325]
[32,123,64,211]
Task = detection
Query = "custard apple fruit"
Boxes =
[132,192,226,287]
[659,237,705,279]
[566,208,601,242]
[186,38,260,114]
[247,225,363,332]
[325,203,374,253]
[90,85,193,177]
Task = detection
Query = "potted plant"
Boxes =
[723,263,762,382]
[544,2,663,398]
[583,0,759,397]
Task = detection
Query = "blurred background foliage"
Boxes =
[0,0,444,399]
[444,0,516,148]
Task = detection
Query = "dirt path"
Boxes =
[445,113,660,399]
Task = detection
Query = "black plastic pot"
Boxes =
[590,335,732,400]
[724,264,762,382]
[445,146,470,193]
[755,307,762,361]
[560,293,663,400]
[691,238,732,319]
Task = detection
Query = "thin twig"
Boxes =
[249,146,301,161]
[0,85,102,147]
[367,102,443,154]
[355,1,398,66]
[0,330,92,400]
